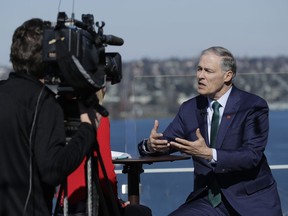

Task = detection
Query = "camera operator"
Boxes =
[0,18,97,215]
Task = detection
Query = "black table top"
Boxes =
[112,154,191,165]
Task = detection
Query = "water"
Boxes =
[111,111,288,216]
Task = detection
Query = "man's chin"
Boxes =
[197,89,207,96]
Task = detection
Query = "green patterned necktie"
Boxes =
[208,101,222,207]
[210,101,221,148]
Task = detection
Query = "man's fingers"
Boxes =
[169,141,186,151]
[195,128,203,139]
[151,120,161,138]
[152,119,159,132]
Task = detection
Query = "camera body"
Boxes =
[42,12,123,112]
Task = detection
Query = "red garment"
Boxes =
[67,117,118,205]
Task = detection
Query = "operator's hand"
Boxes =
[78,101,101,127]
[80,112,101,128]
[147,120,169,152]
[80,113,91,124]
[169,128,213,160]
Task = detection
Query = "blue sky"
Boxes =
[1,0,288,67]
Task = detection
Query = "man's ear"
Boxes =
[224,70,233,82]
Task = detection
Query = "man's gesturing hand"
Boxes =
[147,120,169,152]
[169,128,213,160]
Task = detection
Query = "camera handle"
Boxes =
[81,93,109,118]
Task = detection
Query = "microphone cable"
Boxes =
[23,86,45,216]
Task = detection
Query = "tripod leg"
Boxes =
[87,156,99,216]
[53,180,68,216]
[94,141,122,216]
[63,182,69,216]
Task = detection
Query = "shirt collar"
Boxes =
[208,86,233,109]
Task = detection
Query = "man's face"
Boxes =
[196,52,232,100]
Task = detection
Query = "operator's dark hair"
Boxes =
[201,46,237,77]
[10,18,51,79]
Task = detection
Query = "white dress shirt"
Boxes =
[208,87,232,162]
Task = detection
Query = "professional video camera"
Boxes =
[42,12,124,117]
[43,13,124,216]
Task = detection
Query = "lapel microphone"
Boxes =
[200,109,207,116]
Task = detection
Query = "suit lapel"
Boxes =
[216,87,241,148]
[196,96,209,146]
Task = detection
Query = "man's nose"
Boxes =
[197,70,204,78]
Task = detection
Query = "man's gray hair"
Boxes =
[201,46,237,77]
